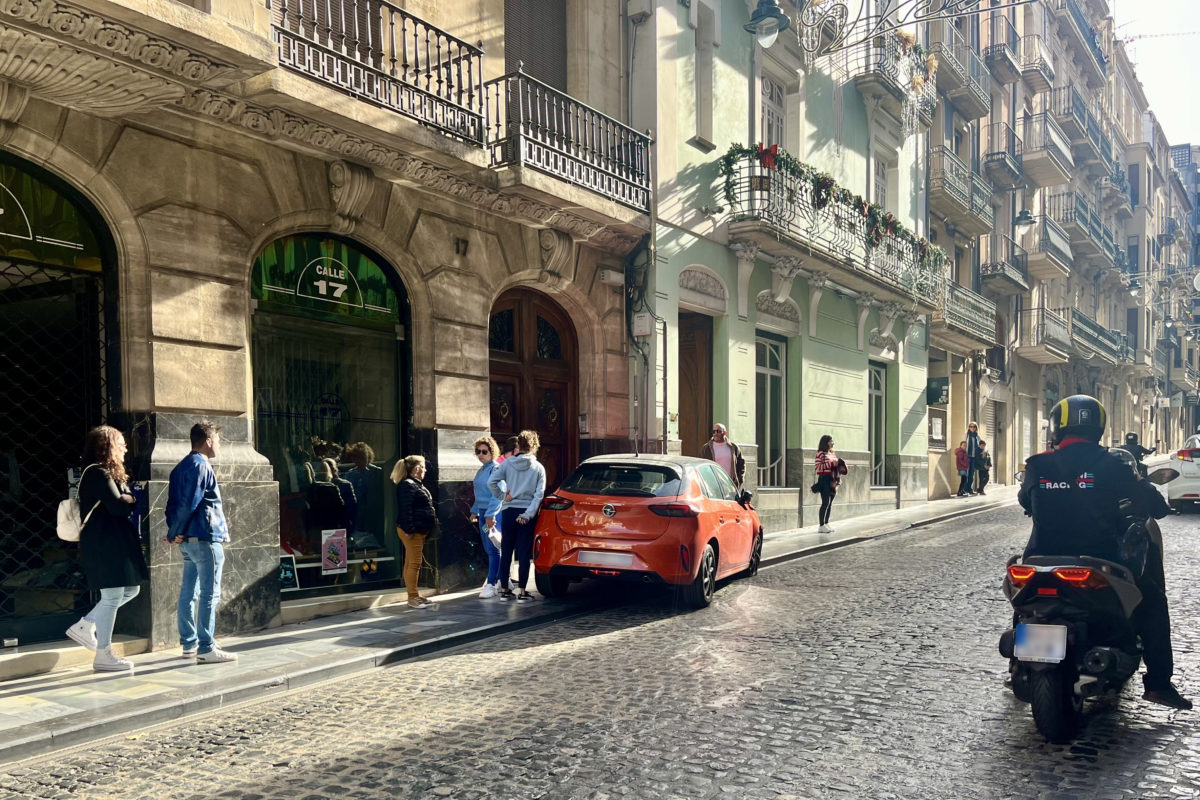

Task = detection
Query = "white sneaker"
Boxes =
[92,647,132,672]
[196,647,238,663]
[66,618,98,651]
[479,582,497,599]
[182,646,198,657]
[817,524,830,533]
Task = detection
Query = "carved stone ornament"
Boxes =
[770,255,804,303]
[177,89,642,255]
[329,160,376,234]
[0,28,184,115]
[730,239,760,319]
[0,0,237,84]
[539,228,573,278]
[0,81,27,143]
[679,267,726,300]
[756,291,800,327]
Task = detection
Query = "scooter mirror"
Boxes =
[1146,467,1180,486]
[1014,471,1025,483]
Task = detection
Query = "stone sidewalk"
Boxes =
[0,486,1018,765]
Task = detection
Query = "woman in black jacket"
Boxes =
[391,455,437,609]
[64,426,149,671]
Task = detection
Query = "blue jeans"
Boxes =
[178,540,225,654]
[479,519,501,584]
[84,585,140,649]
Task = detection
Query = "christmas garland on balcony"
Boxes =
[718,143,948,278]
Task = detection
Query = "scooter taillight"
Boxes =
[1052,567,1108,589]
[1007,564,1036,587]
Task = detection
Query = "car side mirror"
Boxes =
[1014,471,1024,484]
[739,490,753,506]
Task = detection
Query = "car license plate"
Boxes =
[578,550,634,568]
[1013,623,1067,663]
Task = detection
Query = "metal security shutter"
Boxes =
[505,0,567,90]
[981,398,996,444]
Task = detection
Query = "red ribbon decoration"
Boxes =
[757,143,780,170]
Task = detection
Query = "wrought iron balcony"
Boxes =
[929,146,970,218]
[271,0,486,143]
[932,281,999,351]
[984,121,1022,189]
[930,20,967,94]
[1024,214,1072,279]
[1100,163,1133,219]
[1047,192,1103,260]
[1053,0,1108,82]
[985,15,1021,85]
[1066,307,1122,363]
[722,149,944,309]
[947,45,991,120]
[1020,113,1072,188]
[851,35,937,131]
[1020,35,1055,94]
[964,170,995,237]
[486,71,652,213]
[980,233,1030,296]
[1017,307,1072,364]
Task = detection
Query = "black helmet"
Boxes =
[1125,432,1139,445]
[1048,394,1106,444]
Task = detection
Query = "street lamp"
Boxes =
[1014,208,1035,237]
[1129,279,1141,297]
[744,0,791,48]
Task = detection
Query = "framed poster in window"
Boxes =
[928,407,947,451]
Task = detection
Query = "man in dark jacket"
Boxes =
[699,423,746,489]
[1119,432,1156,463]
[1019,395,1189,710]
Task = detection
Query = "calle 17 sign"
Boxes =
[796,0,1037,59]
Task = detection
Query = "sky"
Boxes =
[1112,0,1198,146]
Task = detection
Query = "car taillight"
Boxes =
[542,495,574,511]
[649,503,699,517]
[1052,567,1108,589]
[1007,564,1036,587]
[1177,449,1193,462]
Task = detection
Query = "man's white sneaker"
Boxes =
[92,647,132,672]
[66,619,98,652]
[196,647,238,663]
[181,646,198,657]
[479,582,497,599]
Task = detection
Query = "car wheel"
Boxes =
[743,529,763,578]
[681,544,716,609]
[534,572,569,598]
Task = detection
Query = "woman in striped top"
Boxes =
[814,435,842,533]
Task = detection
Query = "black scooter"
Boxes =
[999,465,1177,742]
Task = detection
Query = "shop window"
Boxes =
[251,235,408,598]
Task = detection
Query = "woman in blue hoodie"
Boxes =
[487,429,547,602]
[470,436,503,598]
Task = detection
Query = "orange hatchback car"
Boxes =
[532,455,764,608]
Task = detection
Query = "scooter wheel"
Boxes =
[1031,667,1082,743]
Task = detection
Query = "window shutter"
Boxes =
[505,0,567,90]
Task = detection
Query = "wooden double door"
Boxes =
[488,289,577,493]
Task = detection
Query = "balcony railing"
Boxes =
[969,171,995,232]
[1031,214,1073,266]
[486,71,652,213]
[852,35,938,127]
[1021,112,1073,186]
[1067,307,1123,361]
[723,150,944,306]
[1020,35,1055,92]
[1020,307,1072,351]
[1055,0,1108,75]
[937,282,999,346]
[930,146,970,211]
[984,121,1022,187]
[271,0,486,143]
[1047,191,1105,257]
[984,14,1021,84]
[980,232,1030,293]
[930,19,966,91]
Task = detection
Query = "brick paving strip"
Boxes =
[0,488,1017,765]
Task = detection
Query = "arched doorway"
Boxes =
[251,234,410,598]
[0,153,115,645]
[488,289,578,492]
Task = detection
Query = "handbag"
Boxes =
[56,464,101,542]
[810,481,820,494]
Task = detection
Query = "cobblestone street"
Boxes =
[3,504,1199,800]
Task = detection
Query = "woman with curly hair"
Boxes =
[65,425,148,671]
[469,436,503,598]
[487,429,546,602]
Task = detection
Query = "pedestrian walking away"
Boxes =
[955,440,971,496]
[814,435,846,533]
[66,425,149,672]
[470,436,503,599]
[964,421,981,496]
[392,454,439,609]
[975,440,992,495]
[487,429,547,602]
[699,423,747,489]
[166,421,238,663]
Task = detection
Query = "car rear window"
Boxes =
[560,464,683,497]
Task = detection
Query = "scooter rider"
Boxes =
[1019,395,1191,710]
[1119,432,1156,463]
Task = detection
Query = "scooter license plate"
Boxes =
[1014,623,1067,663]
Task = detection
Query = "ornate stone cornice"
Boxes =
[177,89,642,255]
[0,0,238,83]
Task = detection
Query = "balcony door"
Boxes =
[504,0,566,89]
[489,289,577,493]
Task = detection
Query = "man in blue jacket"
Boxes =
[166,421,237,663]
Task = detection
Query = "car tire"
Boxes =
[681,544,716,609]
[743,529,763,578]
[534,572,569,598]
